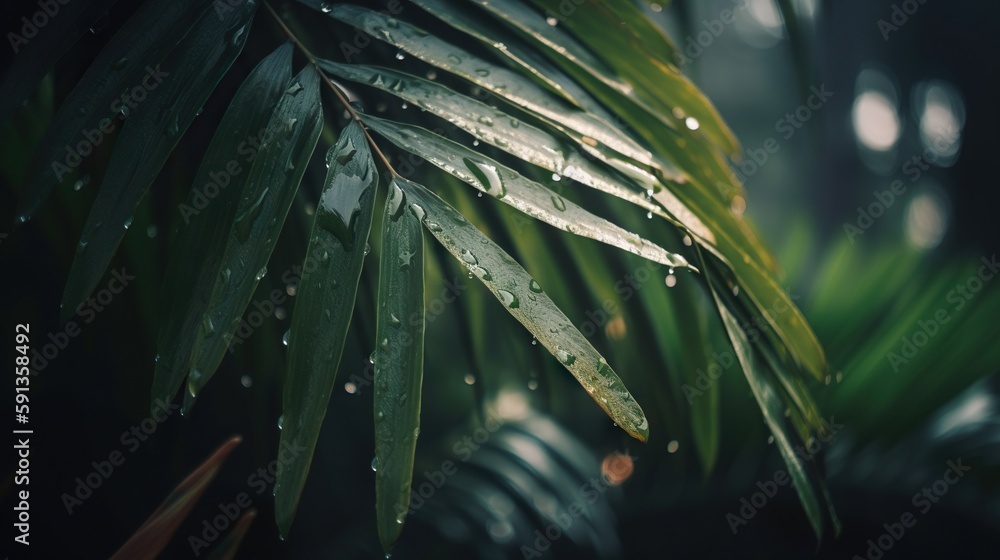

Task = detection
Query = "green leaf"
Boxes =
[410,0,612,117]
[399,177,649,441]
[15,0,206,224]
[363,114,689,269]
[0,0,120,127]
[274,120,380,537]
[59,0,259,321]
[185,66,323,407]
[373,180,426,551]
[699,250,836,539]
[319,60,688,240]
[152,42,293,410]
[324,3,654,167]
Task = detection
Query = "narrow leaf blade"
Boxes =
[400,178,649,441]
[374,180,426,551]
[60,0,259,320]
[153,42,293,410]
[274,120,380,536]
[186,66,323,406]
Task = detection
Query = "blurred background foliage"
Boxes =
[1,0,998,558]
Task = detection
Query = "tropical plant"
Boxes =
[1,0,847,552]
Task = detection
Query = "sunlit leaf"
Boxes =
[400,177,649,441]
[363,114,689,269]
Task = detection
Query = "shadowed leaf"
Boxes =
[373,179,426,551]
[185,65,323,409]
[152,42,293,411]
[60,0,259,321]
[274,120,379,537]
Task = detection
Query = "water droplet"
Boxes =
[667,440,679,453]
[464,373,476,385]
[528,279,543,293]
[344,382,357,394]
[460,249,478,265]
[256,266,267,280]
[463,157,507,198]
[413,427,420,437]
[477,115,493,126]
[551,173,562,181]
[123,216,133,229]
[531,338,537,346]
[665,275,677,287]
[555,348,576,366]
[364,243,371,256]
[528,380,538,390]
[389,314,401,328]
[447,54,462,64]
[277,414,284,430]
[550,195,566,212]
[202,316,215,336]
[282,330,291,346]
[409,203,425,221]
[369,351,376,365]
[646,211,653,219]
[498,289,519,308]
[546,16,559,26]
[241,375,253,388]
[683,235,693,246]
[472,140,480,146]
[426,221,443,233]
[321,2,333,13]
[371,456,379,471]
[395,51,405,60]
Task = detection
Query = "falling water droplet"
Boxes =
[531,338,537,346]
[241,375,253,388]
[528,380,538,390]
[282,330,290,346]
[665,275,677,287]
[464,373,476,385]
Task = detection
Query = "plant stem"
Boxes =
[263,0,399,177]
